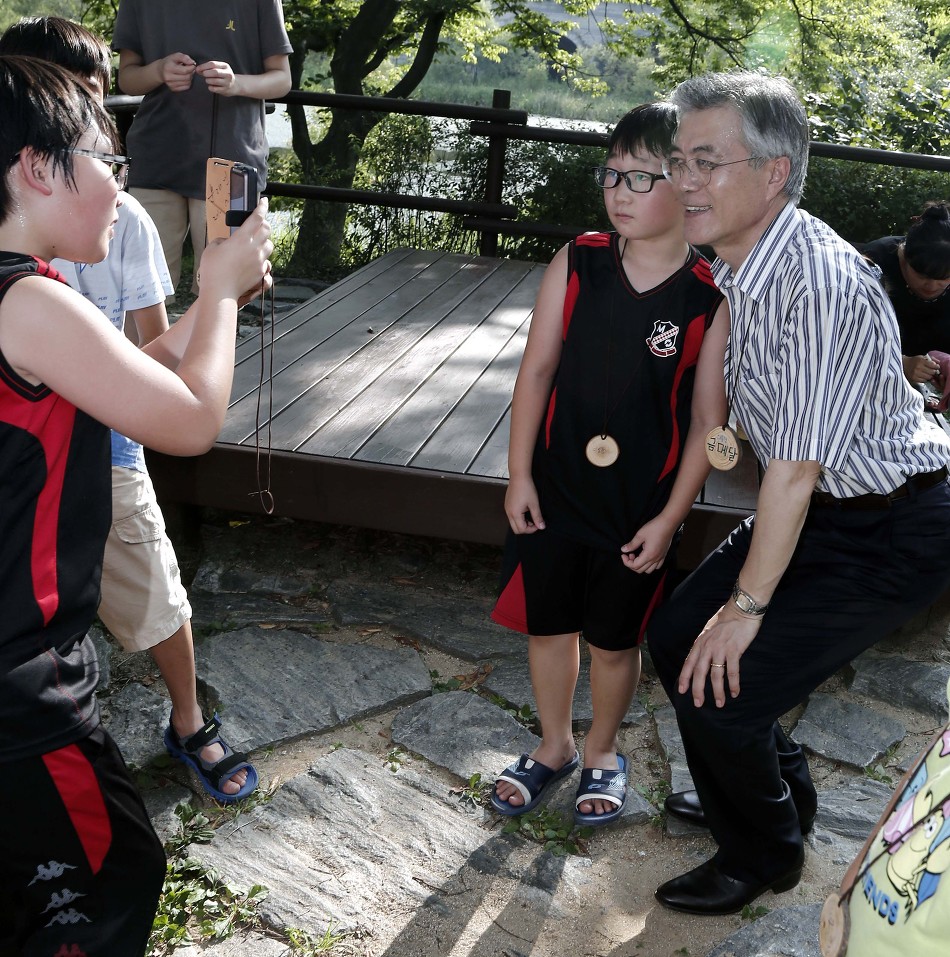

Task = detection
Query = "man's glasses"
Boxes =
[68,148,130,190]
[593,166,667,193]
[661,156,757,187]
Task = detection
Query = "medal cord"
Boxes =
[598,236,686,438]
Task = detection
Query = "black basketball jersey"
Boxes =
[0,252,110,760]
[533,232,722,550]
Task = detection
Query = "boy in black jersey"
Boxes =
[491,104,729,826]
[0,56,271,954]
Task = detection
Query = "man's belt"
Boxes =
[811,466,948,510]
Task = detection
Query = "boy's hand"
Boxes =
[621,515,675,574]
[505,476,545,534]
[197,200,273,301]
[197,60,237,95]
[161,53,196,92]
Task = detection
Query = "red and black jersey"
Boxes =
[0,252,110,761]
[533,232,722,550]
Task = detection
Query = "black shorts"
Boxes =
[490,527,675,651]
[0,726,166,957]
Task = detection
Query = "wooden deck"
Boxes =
[147,248,758,559]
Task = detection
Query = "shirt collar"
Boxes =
[711,201,801,301]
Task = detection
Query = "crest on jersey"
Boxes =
[646,320,679,357]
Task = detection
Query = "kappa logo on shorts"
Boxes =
[43,888,86,913]
[28,860,77,885]
[646,320,680,357]
[45,908,91,928]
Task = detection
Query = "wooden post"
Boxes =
[480,89,511,257]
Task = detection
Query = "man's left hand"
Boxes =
[678,604,763,708]
[197,60,237,95]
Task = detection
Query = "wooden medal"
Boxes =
[705,425,742,471]
[818,892,849,957]
[585,434,620,467]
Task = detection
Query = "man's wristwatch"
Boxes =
[732,582,769,617]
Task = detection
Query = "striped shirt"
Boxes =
[714,203,950,497]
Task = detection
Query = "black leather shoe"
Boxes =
[664,789,816,835]
[655,857,802,915]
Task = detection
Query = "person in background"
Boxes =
[490,103,728,828]
[0,54,270,953]
[0,15,258,805]
[857,201,950,387]
[113,0,291,297]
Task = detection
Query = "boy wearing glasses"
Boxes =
[0,17,258,805]
[490,103,728,826]
[0,52,271,953]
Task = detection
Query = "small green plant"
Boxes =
[430,668,463,692]
[674,947,690,956]
[451,771,492,808]
[864,763,894,785]
[285,922,357,954]
[483,692,538,731]
[501,806,592,856]
[385,747,406,772]
[149,805,269,950]
[192,619,232,639]
[740,903,770,921]
[637,779,671,809]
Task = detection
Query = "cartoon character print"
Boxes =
[864,725,950,922]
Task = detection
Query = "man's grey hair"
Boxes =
[670,70,809,202]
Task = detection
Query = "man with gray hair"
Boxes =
[647,69,950,915]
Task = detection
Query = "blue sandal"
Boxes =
[490,752,579,817]
[164,712,259,804]
[574,754,627,827]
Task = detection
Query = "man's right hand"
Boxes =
[161,53,196,92]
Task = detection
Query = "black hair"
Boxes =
[0,16,111,94]
[0,54,116,223]
[606,102,678,160]
[903,201,950,280]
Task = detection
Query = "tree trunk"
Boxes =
[283,4,448,278]
[285,109,380,279]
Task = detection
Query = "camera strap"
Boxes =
[250,277,276,515]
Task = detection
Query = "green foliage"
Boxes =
[637,779,672,810]
[801,159,949,244]
[864,764,894,784]
[501,806,593,856]
[483,691,539,730]
[452,771,493,808]
[619,0,950,160]
[285,923,360,955]
[1,0,84,30]
[741,903,770,920]
[339,113,477,273]
[150,806,268,951]
[430,669,464,692]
